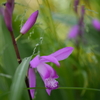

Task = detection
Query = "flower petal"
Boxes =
[37,63,59,79]
[50,47,74,61]
[37,63,50,79]
[40,55,60,66]
[46,89,51,95]
[42,76,58,95]
[41,74,58,95]
[44,64,59,78]
[43,78,58,95]
[68,25,79,39]
[92,19,100,30]
[20,10,39,34]
[28,67,36,99]
[30,55,40,68]
[44,78,59,89]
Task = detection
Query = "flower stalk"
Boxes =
[15,34,23,42]
[9,31,22,63]
[3,1,38,100]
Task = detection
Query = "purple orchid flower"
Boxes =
[68,25,79,39]
[20,10,39,34]
[68,6,85,39]
[92,19,100,31]
[4,0,14,32]
[28,47,74,98]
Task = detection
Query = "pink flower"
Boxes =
[68,25,79,39]
[28,47,74,98]
[68,6,85,39]
[92,19,100,31]
[20,10,39,34]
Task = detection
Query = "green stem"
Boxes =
[26,87,100,92]
[15,34,23,42]
[58,87,100,91]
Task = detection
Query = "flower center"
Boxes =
[45,78,58,89]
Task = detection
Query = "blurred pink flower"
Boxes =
[68,25,79,39]
[92,19,100,31]
[20,10,39,34]
[28,47,74,98]
[68,6,85,39]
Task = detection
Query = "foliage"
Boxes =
[0,0,100,100]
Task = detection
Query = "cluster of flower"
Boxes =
[68,0,100,40]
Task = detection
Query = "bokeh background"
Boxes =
[0,0,100,100]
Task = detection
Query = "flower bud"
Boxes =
[92,19,100,31]
[4,0,14,32]
[20,10,39,34]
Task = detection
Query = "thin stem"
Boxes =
[10,31,21,63]
[25,77,32,100]
[58,87,100,91]
[26,87,100,92]
[15,34,23,42]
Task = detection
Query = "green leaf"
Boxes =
[9,56,32,100]
[52,13,77,25]
[0,15,18,75]
[81,70,88,96]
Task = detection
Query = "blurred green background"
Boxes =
[0,0,100,100]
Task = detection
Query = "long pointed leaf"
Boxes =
[9,56,32,100]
